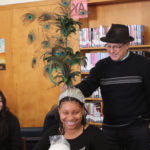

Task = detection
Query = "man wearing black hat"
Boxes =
[76,24,150,150]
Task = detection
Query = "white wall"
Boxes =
[0,0,43,6]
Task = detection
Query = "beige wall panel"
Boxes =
[10,3,79,127]
[0,0,80,127]
[11,4,62,127]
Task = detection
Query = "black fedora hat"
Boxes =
[100,24,134,43]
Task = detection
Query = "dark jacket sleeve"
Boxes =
[32,131,50,150]
[90,126,110,150]
[75,63,100,97]
[10,113,22,150]
[33,126,59,150]
[143,59,150,106]
[43,107,59,132]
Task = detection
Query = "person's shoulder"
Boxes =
[95,57,110,69]
[85,125,102,133]
[5,111,20,128]
[7,111,18,120]
[85,125,107,141]
[97,56,109,64]
[131,52,150,63]
[43,125,59,136]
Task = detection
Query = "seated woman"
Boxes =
[33,88,109,150]
[0,90,22,150]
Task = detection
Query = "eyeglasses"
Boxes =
[105,44,125,50]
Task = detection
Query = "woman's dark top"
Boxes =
[0,111,22,150]
[33,125,109,150]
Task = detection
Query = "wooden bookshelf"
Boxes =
[80,0,150,127]
[80,45,150,52]
[88,122,103,127]
[87,0,150,5]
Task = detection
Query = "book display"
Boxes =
[80,0,150,126]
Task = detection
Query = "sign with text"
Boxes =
[71,0,88,19]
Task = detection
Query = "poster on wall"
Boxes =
[0,39,6,70]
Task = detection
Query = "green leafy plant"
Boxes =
[32,0,87,88]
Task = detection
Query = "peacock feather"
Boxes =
[28,31,36,43]
[32,0,87,88]
[38,13,51,22]
[40,44,86,87]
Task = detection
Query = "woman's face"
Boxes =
[0,96,3,111]
[59,101,84,131]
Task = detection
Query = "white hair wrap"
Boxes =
[58,87,85,105]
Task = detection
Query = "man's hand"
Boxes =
[60,84,68,92]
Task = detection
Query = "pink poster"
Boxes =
[71,0,88,19]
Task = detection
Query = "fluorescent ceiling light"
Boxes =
[0,0,44,6]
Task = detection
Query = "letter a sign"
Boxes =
[71,0,88,19]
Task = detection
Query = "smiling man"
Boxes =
[75,24,150,150]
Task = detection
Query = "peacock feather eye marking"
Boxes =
[41,40,50,48]
[32,57,36,68]
[65,56,71,62]
[56,52,60,56]
[61,0,69,7]
[63,1,69,7]
[22,13,35,24]
[44,23,50,29]
[66,58,70,62]
[28,32,35,43]
[38,13,51,22]
[60,51,66,56]
[28,14,33,20]
[45,65,49,72]
[59,38,64,44]
[79,10,87,16]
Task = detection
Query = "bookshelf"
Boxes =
[80,0,150,126]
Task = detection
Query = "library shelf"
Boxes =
[88,122,103,127]
[80,45,150,52]
[80,0,150,127]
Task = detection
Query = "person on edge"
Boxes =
[0,90,22,150]
[75,24,150,150]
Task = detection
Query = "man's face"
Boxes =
[106,42,130,61]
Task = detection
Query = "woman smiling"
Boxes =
[33,88,109,150]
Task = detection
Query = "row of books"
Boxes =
[81,52,109,72]
[86,102,103,123]
[132,51,146,56]
[79,24,145,48]
[79,25,108,48]
[90,87,102,98]
[128,24,145,46]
